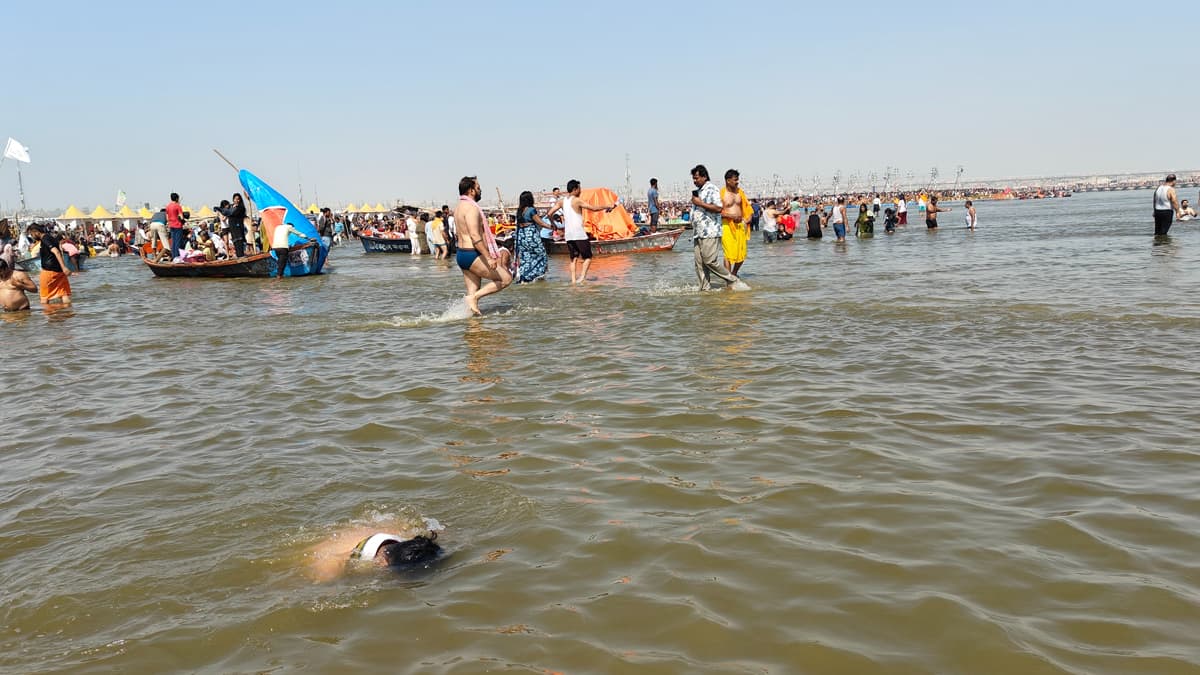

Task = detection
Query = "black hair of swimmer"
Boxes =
[379,535,442,567]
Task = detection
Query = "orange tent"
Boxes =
[578,187,635,240]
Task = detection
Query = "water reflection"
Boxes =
[1151,235,1178,258]
[462,322,509,384]
[260,288,295,315]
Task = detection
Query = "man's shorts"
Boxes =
[567,239,593,260]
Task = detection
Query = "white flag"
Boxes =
[4,138,30,163]
[116,190,127,207]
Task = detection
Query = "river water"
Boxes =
[2,189,1198,674]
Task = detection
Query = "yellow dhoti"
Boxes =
[721,219,748,263]
[719,186,752,264]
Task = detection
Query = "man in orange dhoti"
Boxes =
[27,223,74,305]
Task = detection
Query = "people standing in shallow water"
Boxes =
[1152,174,1182,236]
[689,164,742,290]
[964,200,977,230]
[513,191,549,283]
[925,195,950,230]
[454,176,512,315]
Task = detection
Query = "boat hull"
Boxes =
[359,235,413,253]
[547,228,684,256]
[142,242,322,278]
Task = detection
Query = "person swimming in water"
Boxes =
[307,516,444,582]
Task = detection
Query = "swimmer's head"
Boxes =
[378,535,442,567]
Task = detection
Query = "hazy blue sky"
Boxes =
[3,1,1195,211]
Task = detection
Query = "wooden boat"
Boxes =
[141,242,320,278]
[14,256,40,273]
[359,233,413,253]
[547,227,685,256]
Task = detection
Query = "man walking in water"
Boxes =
[545,179,615,285]
[965,200,977,230]
[690,164,743,290]
[454,176,511,315]
[1153,174,1182,236]
[647,178,661,232]
[720,169,751,276]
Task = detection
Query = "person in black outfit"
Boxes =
[218,192,249,257]
[807,208,824,239]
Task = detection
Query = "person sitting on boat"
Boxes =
[1180,199,1197,219]
[307,516,444,582]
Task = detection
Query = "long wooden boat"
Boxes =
[14,256,40,273]
[141,242,320,278]
[547,227,685,256]
[359,233,413,253]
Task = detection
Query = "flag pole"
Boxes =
[16,162,25,225]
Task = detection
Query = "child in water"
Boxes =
[883,208,898,234]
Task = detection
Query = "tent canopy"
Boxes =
[344,203,358,213]
[138,207,154,218]
[59,205,87,220]
[117,205,137,218]
[305,203,320,215]
[89,205,114,219]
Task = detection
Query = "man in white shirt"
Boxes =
[545,179,615,284]
[271,221,309,278]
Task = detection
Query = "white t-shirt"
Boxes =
[271,225,294,249]
[562,197,587,241]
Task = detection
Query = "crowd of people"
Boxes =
[4,173,1194,314]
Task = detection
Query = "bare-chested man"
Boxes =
[720,169,750,275]
[545,179,615,285]
[925,195,951,230]
[453,176,511,315]
[0,258,36,311]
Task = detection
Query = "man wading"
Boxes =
[1153,174,1182,236]
[689,164,743,290]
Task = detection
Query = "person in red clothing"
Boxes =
[166,192,186,261]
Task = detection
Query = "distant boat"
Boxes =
[14,256,39,273]
[546,227,685,256]
[142,242,321,278]
[359,233,413,253]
